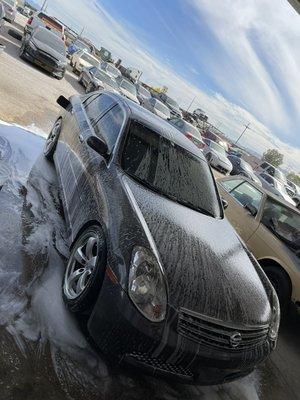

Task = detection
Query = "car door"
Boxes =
[71,101,126,239]
[218,178,264,242]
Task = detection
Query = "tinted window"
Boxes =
[94,105,124,152]
[84,94,115,126]
[261,173,274,185]
[261,162,270,169]
[261,198,300,256]
[121,122,221,218]
[230,182,263,214]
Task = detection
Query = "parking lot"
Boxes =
[0,14,84,134]
[0,12,300,400]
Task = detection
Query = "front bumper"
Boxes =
[88,271,275,385]
[22,50,65,76]
[210,157,232,174]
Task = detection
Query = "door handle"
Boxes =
[79,134,84,143]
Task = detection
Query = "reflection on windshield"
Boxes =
[121,121,221,218]
[210,141,226,156]
[261,198,300,256]
[121,80,136,95]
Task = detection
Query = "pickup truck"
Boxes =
[24,12,65,41]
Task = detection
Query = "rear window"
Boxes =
[154,100,170,116]
[121,122,222,218]
[81,53,99,66]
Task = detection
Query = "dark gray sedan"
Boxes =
[43,92,278,385]
[20,27,67,79]
[78,66,119,94]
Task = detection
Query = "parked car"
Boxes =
[135,83,151,104]
[286,180,300,208]
[68,39,93,59]
[203,138,233,174]
[20,27,67,80]
[168,117,205,150]
[116,76,139,103]
[142,97,170,119]
[78,66,119,94]
[258,173,296,207]
[25,12,65,40]
[43,91,278,385]
[1,0,17,23]
[154,92,183,118]
[0,3,5,31]
[71,50,100,74]
[218,175,300,313]
[228,155,262,185]
[255,161,287,186]
[100,61,121,79]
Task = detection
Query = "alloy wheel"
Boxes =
[64,235,100,300]
[44,119,61,157]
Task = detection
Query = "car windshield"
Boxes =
[210,141,226,156]
[240,159,253,173]
[274,169,286,183]
[81,53,99,66]
[107,64,120,77]
[94,70,118,89]
[185,123,201,138]
[33,30,66,55]
[138,85,151,98]
[166,97,180,110]
[121,80,137,95]
[154,100,170,116]
[121,121,222,218]
[261,198,300,257]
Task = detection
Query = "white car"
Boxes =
[100,61,121,79]
[258,173,296,207]
[71,50,100,74]
[203,138,233,174]
[1,0,17,23]
[142,97,170,120]
[116,77,139,104]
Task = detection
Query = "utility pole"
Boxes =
[41,0,47,11]
[235,123,250,145]
[187,95,196,112]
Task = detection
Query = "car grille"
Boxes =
[178,308,269,351]
[36,51,57,67]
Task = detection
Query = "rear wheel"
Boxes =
[78,73,83,85]
[86,82,93,93]
[63,225,107,313]
[44,118,62,161]
[263,265,291,315]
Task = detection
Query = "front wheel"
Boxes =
[44,118,62,161]
[63,225,107,313]
[263,265,291,316]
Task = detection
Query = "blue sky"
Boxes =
[32,0,300,170]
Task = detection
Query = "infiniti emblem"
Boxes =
[230,332,242,348]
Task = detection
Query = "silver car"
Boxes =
[1,0,16,23]
[258,173,296,207]
[203,138,233,174]
[142,97,171,120]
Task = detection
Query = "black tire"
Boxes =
[19,44,25,59]
[43,118,62,161]
[78,73,83,85]
[62,225,107,314]
[206,153,212,162]
[263,265,291,315]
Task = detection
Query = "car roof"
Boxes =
[106,92,207,161]
[219,176,300,213]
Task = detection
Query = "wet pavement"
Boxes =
[0,121,300,400]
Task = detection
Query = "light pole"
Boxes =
[235,123,250,145]
[187,95,196,112]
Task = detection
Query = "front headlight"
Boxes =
[128,246,167,322]
[269,290,280,341]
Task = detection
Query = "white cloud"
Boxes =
[43,0,300,170]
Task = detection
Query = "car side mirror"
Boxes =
[221,198,228,210]
[57,96,71,111]
[244,203,257,216]
[86,136,108,157]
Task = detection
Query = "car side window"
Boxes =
[261,162,269,169]
[220,178,243,192]
[84,93,115,127]
[176,120,184,128]
[261,198,300,250]
[261,173,273,185]
[89,67,97,74]
[230,182,263,215]
[266,166,275,177]
[94,104,125,153]
[150,98,156,106]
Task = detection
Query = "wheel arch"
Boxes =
[70,219,107,251]
[258,257,292,298]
